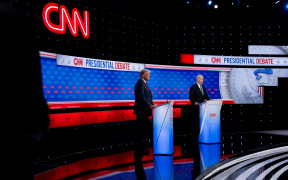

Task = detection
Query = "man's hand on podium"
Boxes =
[151,105,157,109]
[196,99,207,106]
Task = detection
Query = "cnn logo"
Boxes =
[42,2,90,39]
[211,57,221,63]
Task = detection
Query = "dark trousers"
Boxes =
[191,105,200,140]
[191,141,200,180]
[134,114,148,180]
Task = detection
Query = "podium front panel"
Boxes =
[153,102,174,155]
[154,155,174,180]
[199,143,221,172]
[198,101,222,143]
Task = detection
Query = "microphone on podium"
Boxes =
[159,86,168,103]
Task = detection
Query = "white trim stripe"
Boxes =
[145,64,231,71]
[39,51,57,58]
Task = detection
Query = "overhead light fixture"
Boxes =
[208,0,212,6]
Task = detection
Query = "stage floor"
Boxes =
[34,130,288,180]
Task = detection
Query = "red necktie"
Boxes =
[146,82,149,88]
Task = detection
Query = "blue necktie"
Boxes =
[200,85,204,95]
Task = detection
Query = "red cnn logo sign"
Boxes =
[211,57,221,63]
[73,57,83,66]
[42,2,90,39]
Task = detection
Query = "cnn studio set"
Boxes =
[2,0,288,180]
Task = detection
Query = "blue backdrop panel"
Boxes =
[40,57,139,102]
[40,56,222,103]
[145,67,221,100]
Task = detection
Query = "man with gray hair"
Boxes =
[189,74,210,179]
[189,74,210,135]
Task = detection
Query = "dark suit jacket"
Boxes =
[189,83,210,106]
[134,78,153,117]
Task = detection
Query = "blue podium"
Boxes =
[153,101,174,155]
[153,101,174,180]
[153,155,174,180]
[198,100,222,144]
[199,143,221,172]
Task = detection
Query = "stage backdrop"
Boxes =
[40,52,288,108]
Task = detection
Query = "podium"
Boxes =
[198,101,222,144]
[199,143,221,172]
[153,101,174,180]
[153,101,174,155]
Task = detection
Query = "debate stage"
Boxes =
[34,130,288,180]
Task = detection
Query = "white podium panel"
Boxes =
[198,101,222,144]
[153,101,174,155]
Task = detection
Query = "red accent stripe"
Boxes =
[47,100,234,128]
[48,101,136,109]
[212,99,235,104]
[221,154,235,160]
[39,52,57,58]
[145,64,230,71]
[34,145,233,180]
[49,108,182,129]
[34,146,182,180]
[73,163,155,180]
[48,100,234,109]
[180,53,194,64]
[258,87,264,97]
[223,100,235,104]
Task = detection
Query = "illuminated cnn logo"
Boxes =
[42,2,90,39]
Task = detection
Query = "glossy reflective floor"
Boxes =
[34,130,288,180]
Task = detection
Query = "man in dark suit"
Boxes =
[134,69,156,180]
[189,75,210,139]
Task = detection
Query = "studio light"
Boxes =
[208,0,212,6]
